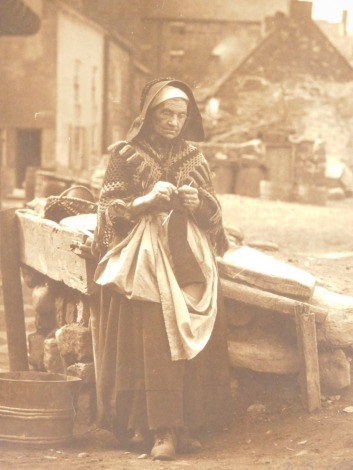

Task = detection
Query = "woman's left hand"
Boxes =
[178,185,200,212]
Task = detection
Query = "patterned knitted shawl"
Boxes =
[94,135,229,257]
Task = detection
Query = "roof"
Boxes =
[198,14,353,100]
[144,0,289,22]
[0,0,40,36]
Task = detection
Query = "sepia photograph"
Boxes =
[1,1,353,468]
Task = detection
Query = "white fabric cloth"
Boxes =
[150,85,189,109]
[94,213,218,361]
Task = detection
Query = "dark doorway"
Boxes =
[16,129,41,188]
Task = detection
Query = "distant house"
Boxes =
[0,0,147,198]
[197,7,353,199]
[199,8,353,153]
[140,0,290,86]
[202,11,353,115]
[0,0,40,201]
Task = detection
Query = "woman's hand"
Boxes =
[131,181,177,216]
[149,181,177,204]
[178,185,200,212]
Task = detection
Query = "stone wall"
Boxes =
[23,266,96,425]
[216,77,353,168]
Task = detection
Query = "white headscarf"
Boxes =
[150,85,189,109]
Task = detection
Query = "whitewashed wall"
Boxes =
[56,9,104,178]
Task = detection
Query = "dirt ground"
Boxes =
[1,194,353,469]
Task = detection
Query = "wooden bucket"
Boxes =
[0,371,81,445]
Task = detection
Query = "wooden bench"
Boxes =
[0,208,323,412]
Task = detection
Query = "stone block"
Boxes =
[225,298,256,327]
[228,328,299,374]
[56,324,93,365]
[314,287,353,348]
[28,332,46,370]
[43,338,65,374]
[65,301,78,324]
[35,310,56,334]
[55,296,67,327]
[67,362,95,384]
[319,349,351,390]
[76,299,90,327]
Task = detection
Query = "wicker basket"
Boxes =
[44,186,98,223]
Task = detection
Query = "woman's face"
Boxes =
[150,98,188,140]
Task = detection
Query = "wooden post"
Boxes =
[0,209,28,371]
[295,302,321,412]
[89,292,100,383]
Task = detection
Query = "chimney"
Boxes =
[342,10,348,36]
[290,0,313,21]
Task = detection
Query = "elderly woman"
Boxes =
[93,78,231,461]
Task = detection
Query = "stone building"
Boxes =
[199,7,353,157]
[0,0,146,198]
[140,0,290,86]
[0,0,41,201]
[196,3,353,200]
[5,0,351,198]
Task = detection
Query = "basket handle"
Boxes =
[59,185,95,200]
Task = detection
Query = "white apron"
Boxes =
[94,213,219,361]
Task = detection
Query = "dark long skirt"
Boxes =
[96,285,232,439]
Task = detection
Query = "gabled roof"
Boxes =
[199,13,353,100]
[0,0,40,36]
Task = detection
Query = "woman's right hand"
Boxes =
[147,181,177,205]
[131,181,177,215]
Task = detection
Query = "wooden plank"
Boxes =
[16,210,96,295]
[221,278,327,324]
[219,246,316,300]
[295,303,321,413]
[0,209,29,371]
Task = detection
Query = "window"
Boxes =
[69,125,86,171]
[170,22,185,34]
[169,49,185,66]
[73,60,81,105]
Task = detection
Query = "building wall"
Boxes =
[66,0,290,88]
[0,0,57,179]
[142,19,263,86]
[56,7,104,180]
[104,40,133,148]
[68,0,144,59]
[213,77,353,166]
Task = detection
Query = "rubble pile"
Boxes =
[23,266,96,425]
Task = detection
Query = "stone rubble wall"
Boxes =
[23,266,96,425]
